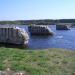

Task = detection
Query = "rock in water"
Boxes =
[28,25,54,35]
[56,25,70,30]
[0,25,29,46]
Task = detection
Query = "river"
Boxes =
[17,25,75,50]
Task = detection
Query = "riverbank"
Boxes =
[0,47,75,75]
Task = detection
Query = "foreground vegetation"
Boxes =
[0,47,75,75]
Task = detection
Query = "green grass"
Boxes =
[0,47,75,75]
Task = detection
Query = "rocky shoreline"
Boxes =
[0,68,28,75]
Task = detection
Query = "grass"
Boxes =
[0,47,75,75]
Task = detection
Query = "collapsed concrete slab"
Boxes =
[0,25,29,46]
[28,25,54,35]
[56,25,70,30]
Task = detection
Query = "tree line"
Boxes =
[0,19,75,25]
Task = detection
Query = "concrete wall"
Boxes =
[28,25,54,35]
[0,27,29,45]
[56,25,70,30]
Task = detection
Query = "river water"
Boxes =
[17,25,75,51]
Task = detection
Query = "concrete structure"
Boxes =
[28,25,54,35]
[56,24,70,30]
[0,25,29,46]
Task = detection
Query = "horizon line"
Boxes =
[0,18,75,21]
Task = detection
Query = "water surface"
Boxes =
[18,25,75,50]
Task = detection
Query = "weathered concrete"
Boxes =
[28,25,54,35]
[56,25,70,30]
[70,23,75,28]
[0,25,29,46]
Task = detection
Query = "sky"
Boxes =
[0,0,75,20]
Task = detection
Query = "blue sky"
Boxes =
[0,0,75,20]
